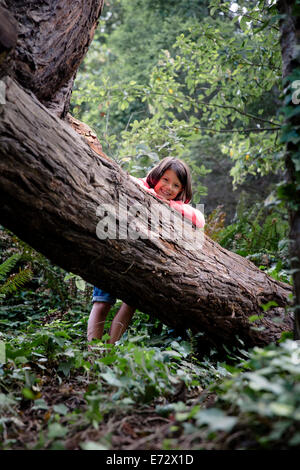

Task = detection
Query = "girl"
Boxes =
[87,157,205,345]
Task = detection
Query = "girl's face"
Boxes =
[154,169,183,201]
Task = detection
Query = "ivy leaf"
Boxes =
[53,404,69,416]
[260,300,278,311]
[195,408,237,432]
[100,370,123,387]
[32,398,49,410]
[75,276,85,291]
[243,372,283,394]
[58,360,73,377]
[47,423,68,439]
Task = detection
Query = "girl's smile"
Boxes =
[154,169,183,201]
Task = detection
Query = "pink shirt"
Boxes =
[131,176,205,229]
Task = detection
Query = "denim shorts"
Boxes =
[92,286,116,305]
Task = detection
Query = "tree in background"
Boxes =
[71,0,285,216]
[278,0,300,339]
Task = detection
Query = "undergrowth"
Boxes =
[1,316,299,450]
[0,214,299,450]
[205,196,291,284]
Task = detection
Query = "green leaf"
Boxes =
[269,402,294,417]
[80,441,109,450]
[239,16,249,32]
[253,19,270,34]
[249,314,264,323]
[14,356,28,364]
[243,372,283,394]
[280,129,300,144]
[53,404,69,416]
[75,276,86,291]
[120,100,129,111]
[58,360,73,377]
[32,399,49,410]
[0,254,20,282]
[22,388,36,400]
[47,423,68,439]
[283,105,300,119]
[100,370,123,387]
[260,301,278,311]
[0,393,17,409]
[195,408,237,432]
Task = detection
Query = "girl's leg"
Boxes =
[108,303,135,344]
[87,301,111,342]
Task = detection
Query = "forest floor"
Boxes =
[2,312,299,451]
[5,365,221,451]
[3,306,298,451]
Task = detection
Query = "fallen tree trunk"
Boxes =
[1,0,104,117]
[0,5,18,57]
[0,76,293,350]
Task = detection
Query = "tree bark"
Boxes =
[0,5,18,55]
[278,0,300,340]
[1,0,104,117]
[0,76,293,351]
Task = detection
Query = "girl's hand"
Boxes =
[131,176,169,200]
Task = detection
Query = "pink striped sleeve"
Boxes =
[169,200,205,228]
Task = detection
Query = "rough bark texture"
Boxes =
[0,5,17,55]
[0,77,293,350]
[0,0,104,117]
[278,0,300,339]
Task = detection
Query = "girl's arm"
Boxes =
[130,175,160,197]
[169,200,205,229]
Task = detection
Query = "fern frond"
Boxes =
[0,254,21,282]
[0,267,33,296]
[205,205,226,240]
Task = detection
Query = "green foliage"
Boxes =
[2,305,299,450]
[87,341,199,407]
[276,2,300,344]
[212,340,300,448]
[155,339,300,449]
[71,0,283,197]
[0,317,207,448]
[0,227,92,328]
[208,195,291,283]
[0,254,20,282]
[0,253,33,297]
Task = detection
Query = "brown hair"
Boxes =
[146,157,192,203]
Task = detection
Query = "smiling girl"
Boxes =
[87,157,205,346]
